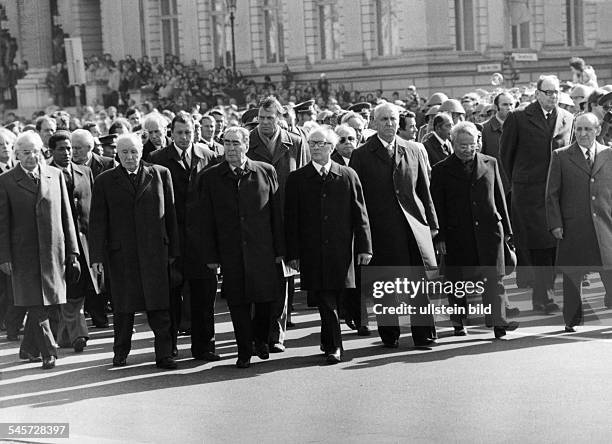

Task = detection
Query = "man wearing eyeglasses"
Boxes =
[248,96,310,353]
[285,127,372,363]
[500,75,574,313]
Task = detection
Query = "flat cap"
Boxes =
[293,100,315,113]
[99,134,118,146]
[241,108,259,126]
[598,91,612,106]
[347,102,372,113]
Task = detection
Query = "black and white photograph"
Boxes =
[1,0,612,442]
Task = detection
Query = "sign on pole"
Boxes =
[64,37,86,85]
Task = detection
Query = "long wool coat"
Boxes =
[0,164,79,306]
[546,143,612,271]
[500,101,573,249]
[200,159,284,305]
[89,163,179,313]
[349,136,438,271]
[430,153,512,277]
[284,161,372,291]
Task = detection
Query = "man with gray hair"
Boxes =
[0,131,79,369]
[71,128,114,180]
[89,133,180,369]
[431,121,518,338]
[500,74,574,312]
[350,102,439,348]
[142,113,171,161]
[201,126,285,368]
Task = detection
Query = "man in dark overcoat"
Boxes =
[422,113,453,167]
[349,102,439,348]
[0,131,79,369]
[247,96,310,352]
[430,122,518,339]
[48,131,95,352]
[546,113,612,331]
[71,128,114,328]
[149,112,218,361]
[500,75,574,312]
[285,126,372,363]
[89,133,180,369]
[201,126,285,369]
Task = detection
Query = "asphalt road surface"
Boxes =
[2,273,612,443]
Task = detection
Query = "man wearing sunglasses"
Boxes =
[500,75,574,314]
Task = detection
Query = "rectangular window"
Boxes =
[160,0,179,56]
[376,0,400,56]
[455,0,475,51]
[318,2,340,60]
[566,0,584,46]
[264,0,285,63]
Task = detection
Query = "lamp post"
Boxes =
[227,0,237,83]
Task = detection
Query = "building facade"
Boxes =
[2,0,611,109]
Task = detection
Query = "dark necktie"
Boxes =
[234,167,244,180]
[463,159,474,175]
[28,172,39,185]
[320,166,327,179]
[129,172,138,188]
[586,149,593,169]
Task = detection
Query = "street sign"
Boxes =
[477,63,502,73]
[512,52,538,62]
[64,37,86,85]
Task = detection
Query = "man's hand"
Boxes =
[206,263,220,270]
[0,262,12,275]
[435,240,447,255]
[66,253,78,264]
[92,263,104,275]
[288,259,300,271]
[430,229,439,239]
[552,227,563,240]
[357,253,372,265]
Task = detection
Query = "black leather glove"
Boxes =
[66,260,81,285]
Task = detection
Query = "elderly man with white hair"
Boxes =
[89,133,180,369]
[71,128,115,179]
[142,113,171,160]
[0,131,79,369]
[349,102,439,349]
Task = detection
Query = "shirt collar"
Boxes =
[124,165,140,176]
[579,141,597,156]
[432,131,451,149]
[377,135,395,149]
[229,159,247,172]
[495,115,505,126]
[174,142,191,158]
[20,163,39,177]
[312,159,332,174]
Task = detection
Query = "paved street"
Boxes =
[2,274,612,443]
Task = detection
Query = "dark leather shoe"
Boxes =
[357,326,371,336]
[171,347,179,358]
[7,334,19,341]
[73,337,87,353]
[533,304,546,312]
[506,307,520,318]
[42,356,56,370]
[382,339,399,348]
[414,338,436,348]
[19,350,41,362]
[326,348,342,364]
[112,356,127,367]
[156,357,178,370]
[269,343,285,353]
[236,357,251,368]
[345,319,357,330]
[494,327,507,338]
[93,322,109,328]
[193,351,221,361]
[255,343,269,360]
[565,325,576,333]
[454,327,467,336]
[544,302,560,314]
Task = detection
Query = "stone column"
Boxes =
[15,0,54,111]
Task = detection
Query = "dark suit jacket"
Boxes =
[200,159,284,305]
[349,136,438,270]
[0,164,78,306]
[430,153,511,277]
[247,127,310,208]
[481,116,510,194]
[500,101,573,249]
[88,152,115,179]
[331,150,351,166]
[546,142,612,270]
[422,133,451,167]
[143,136,172,161]
[89,163,179,313]
[285,161,372,290]
[200,138,224,157]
